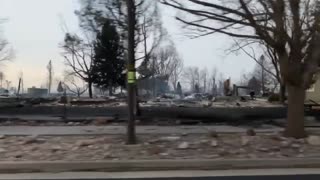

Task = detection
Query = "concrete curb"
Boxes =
[0,158,320,173]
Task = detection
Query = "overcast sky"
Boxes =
[0,0,255,90]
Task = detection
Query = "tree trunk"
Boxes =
[284,85,306,138]
[109,87,113,96]
[280,83,286,103]
[126,0,136,144]
[173,82,177,93]
[88,81,93,98]
[135,86,141,116]
[109,82,113,96]
[153,76,156,98]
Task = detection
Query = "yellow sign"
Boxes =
[127,71,136,84]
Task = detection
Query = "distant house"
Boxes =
[137,75,169,96]
[27,87,48,97]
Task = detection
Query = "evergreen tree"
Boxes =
[92,19,125,95]
[248,77,261,95]
[57,81,64,93]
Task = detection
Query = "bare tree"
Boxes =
[239,71,250,87]
[139,42,183,94]
[151,43,182,77]
[209,66,218,95]
[0,35,13,63]
[47,60,53,94]
[252,55,279,94]
[64,73,88,97]
[217,72,225,96]
[183,66,200,92]
[0,72,4,88]
[61,33,95,98]
[170,55,183,91]
[136,2,166,71]
[0,25,13,90]
[5,80,10,90]
[162,0,320,138]
[238,55,279,95]
[147,42,184,91]
[200,67,208,93]
[229,41,283,99]
[0,22,14,85]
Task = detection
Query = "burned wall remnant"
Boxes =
[27,87,48,97]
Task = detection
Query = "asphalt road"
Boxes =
[0,169,320,180]
[2,175,320,180]
[113,175,320,180]
[0,174,320,180]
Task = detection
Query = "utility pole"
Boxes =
[47,60,53,95]
[17,78,21,96]
[20,72,24,94]
[126,0,136,144]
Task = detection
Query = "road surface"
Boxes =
[0,169,319,180]
[2,175,319,180]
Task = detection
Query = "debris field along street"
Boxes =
[0,96,318,162]
[0,133,319,161]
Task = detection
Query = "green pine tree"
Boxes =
[57,81,64,93]
[92,19,125,95]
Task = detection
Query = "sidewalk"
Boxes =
[0,125,285,136]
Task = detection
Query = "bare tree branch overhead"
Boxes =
[162,0,320,138]
[77,0,165,66]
